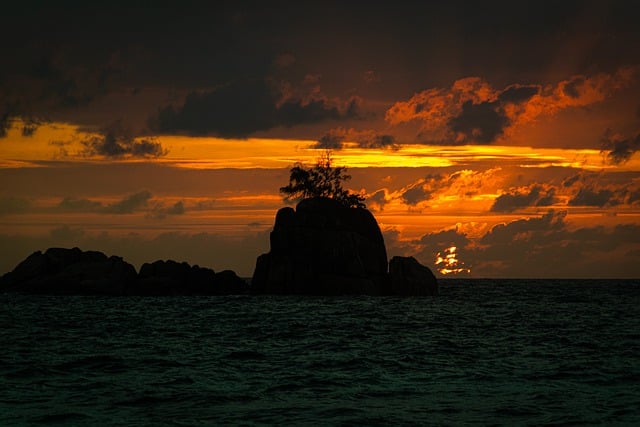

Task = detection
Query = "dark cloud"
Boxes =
[568,187,617,207]
[0,111,11,138]
[417,229,471,251]
[365,189,387,211]
[473,210,640,277]
[81,122,167,158]
[146,200,186,219]
[103,191,152,214]
[482,210,567,245]
[358,134,396,149]
[448,100,508,144]
[400,174,447,205]
[498,84,540,104]
[314,128,397,150]
[58,194,187,218]
[535,187,558,207]
[29,55,107,109]
[150,79,359,138]
[384,209,640,278]
[315,133,344,149]
[21,119,39,137]
[600,130,640,164]
[561,76,586,98]
[278,97,343,126]
[491,184,558,212]
[166,201,185,215]
[0,196,31,216]
[0,113,40,138]
[1,2,638,140]
[402,187,432,205]
[628,187,640,205]
[562,174,582,187]
[58,197,103,212]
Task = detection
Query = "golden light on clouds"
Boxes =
[1,119,634,171]
[435,246,471,275]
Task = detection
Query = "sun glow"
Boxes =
[435,246,471,275]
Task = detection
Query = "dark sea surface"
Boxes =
[1,279,639,426]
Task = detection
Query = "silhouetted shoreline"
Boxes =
[1,198,440,296]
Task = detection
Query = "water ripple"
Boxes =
[1,279,639,425]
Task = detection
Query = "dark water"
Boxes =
[1,279,639,426]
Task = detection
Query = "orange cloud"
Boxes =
[385,67,639,144]
[514,66,639,126]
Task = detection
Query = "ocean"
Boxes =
[1,279,639,426]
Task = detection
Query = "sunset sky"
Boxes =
[2,1,640,278]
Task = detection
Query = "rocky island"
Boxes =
[252,197,438,296]
[1,156,438,296]
[0,247,248,296]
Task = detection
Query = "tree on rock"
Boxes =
[280,151,366,208]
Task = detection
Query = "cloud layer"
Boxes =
[386,68,638,144]
[149,79,360,138]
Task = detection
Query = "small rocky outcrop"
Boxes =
[389,256,438,296]
[0,248,248,296]
[0,247,137,295]
[134,260,248,295]
[252,197,391,295]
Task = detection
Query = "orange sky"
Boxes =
[2,125,640,277]
[1,2,640,278]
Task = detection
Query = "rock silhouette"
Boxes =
[0,247,248,296]
[252,197,438,295]
[0,247,137,295]
[389,256,438,296]
[2,202,439,297]
[135,260,248,295]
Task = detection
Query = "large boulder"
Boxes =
[251,197,390,295]
[0,247,137,295]
[389,256,438,296]
[133,260,248,295]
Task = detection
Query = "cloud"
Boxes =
[417,228,471,251]
[383,208,640,278]
[102,191,152,214]
[0,111,11,138]
[491,173,639,211]
[386,68,637,144]
[482,210,567,244]
[448,100,508,144]
[365,189,388,211]
[81,121,167,158]
[0,196,31,216]
[386,77,540,144]
[568,187,618,207]
[314,127,397,150]
[561,171,634,208]
[382,168,501,209]
[497,85,540,104]
[58,197,103,212]
[399,174,449,205]
[146,200,186,219]
[474,210,640,277]
[600,129,640,165]
[491,184,559,212]
[149,79,360,138]
[58,193,189,218]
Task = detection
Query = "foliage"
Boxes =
[280,151,366,208]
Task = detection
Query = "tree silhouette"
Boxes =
[280,151,366,208]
